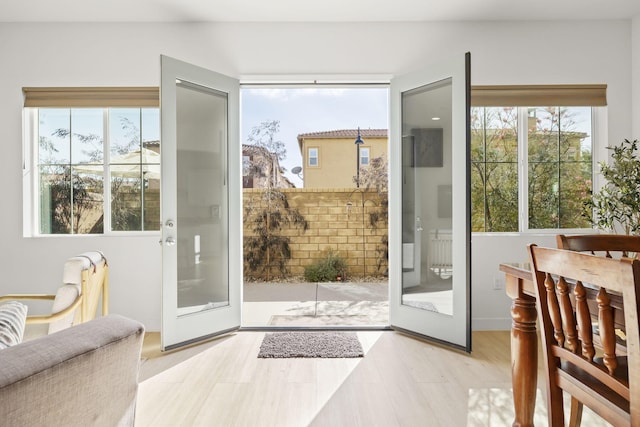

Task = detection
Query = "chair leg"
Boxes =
[568,397,583,427]
[546,384,566,427]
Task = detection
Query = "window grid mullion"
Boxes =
[556,107,562,229]
[30,106,160,236]
[482,107,488,232]
[139,108,145,231]
[69,109,75,234]
[518,107,529,232]
[28,110,37,235]
[103,109,112,234]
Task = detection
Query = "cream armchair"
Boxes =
[0,251,109,336]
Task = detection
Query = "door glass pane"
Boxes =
[401,78,453,316]
[176,80,229,317]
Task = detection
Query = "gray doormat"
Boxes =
[257,331,364,358]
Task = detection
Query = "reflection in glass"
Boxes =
[39,166,104,234]
[36,106,159,234]
[401,79,454,316]
[175,81,229,317]
[111,174,142,231]
[110,108,142,155]
[74,172,104,234]
[39,109,71,164]
[71,109,104,164]
[39,165,71,234]
[144,174,161,231]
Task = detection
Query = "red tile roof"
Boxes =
[297,129,388,140]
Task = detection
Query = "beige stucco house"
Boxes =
[297,129,388,188]
[242,144,294,189]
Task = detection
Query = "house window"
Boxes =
[471,106,594,232]
[23,87,160,235]
[308,147,318,167]
[360,147,370,166]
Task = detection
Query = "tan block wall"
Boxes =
[243,188,388,280]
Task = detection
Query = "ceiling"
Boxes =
[2,0,639,23]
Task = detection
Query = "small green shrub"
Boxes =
[304,249,347,282]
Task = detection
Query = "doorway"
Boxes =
[160,53,471,352]
[240,85,390,328]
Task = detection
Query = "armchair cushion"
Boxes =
[62,251,105,285]
[0,302,28,349]
[48,284,81,334]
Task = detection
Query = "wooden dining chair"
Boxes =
[557,233,640,425]
[557,234,640,259]
[528,244,640,426]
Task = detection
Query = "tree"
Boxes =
[41,115,149,233]
[352,155,388,273]
[527,107,591,229]
[244,190,308,280]
[247,120,286,161]
[471,106,592,232]
[471,107,519,232]
[244,120,308,280]
[246,119,287,188]
[39,131,104,234]
[39,164,103,234]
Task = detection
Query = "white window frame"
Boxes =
[308,147,319,167]
[23,107,161,237]
[472,105,607,235]
[360,146,370,166]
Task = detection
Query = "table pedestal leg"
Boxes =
[511,294,538,427]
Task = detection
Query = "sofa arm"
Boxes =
[0,314,145,427]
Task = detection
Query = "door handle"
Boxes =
[165,237,176,246]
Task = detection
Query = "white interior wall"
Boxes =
[0,20,633,331]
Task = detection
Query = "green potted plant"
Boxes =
[586,139,640,235]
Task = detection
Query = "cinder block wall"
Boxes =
[243,188,388,280]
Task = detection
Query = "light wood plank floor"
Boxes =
[135,330,609,427]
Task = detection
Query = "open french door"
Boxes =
[389,53,471,352]
[160,55,241,350]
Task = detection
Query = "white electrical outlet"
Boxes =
[493,276,504,290]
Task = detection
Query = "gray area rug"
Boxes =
[257,331,364,358]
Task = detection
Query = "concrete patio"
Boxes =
[242,281,390,327]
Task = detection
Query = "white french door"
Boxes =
[160,55,241,350]
[389,53,471,352]
[159,52,470,350]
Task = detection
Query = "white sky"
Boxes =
[241,87,389,187]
